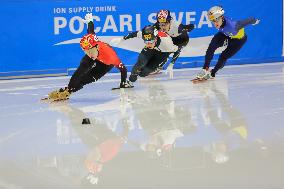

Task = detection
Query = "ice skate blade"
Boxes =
[191,78,207,84]
[40,97,69,102]
[111,86,134,90]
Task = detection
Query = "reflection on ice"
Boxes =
[1,64,284,188]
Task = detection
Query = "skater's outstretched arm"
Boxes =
[115,63,127,83]
[87,21,95,34]
[114,63,133,88]
[83,13,96,34]
[235,17,260,31]
[179,23,195,32]
[124,22,161,40]
[109,30,142,46]
[110,22,161,45]
[123,31,142,40]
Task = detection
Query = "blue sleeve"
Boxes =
[235,17,257,31]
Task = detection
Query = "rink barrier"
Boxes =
[0,69,67,80]
[0,58,282,79]
[0,0,282,79]
[0,57,283,79]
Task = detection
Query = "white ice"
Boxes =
[0,63,284,189]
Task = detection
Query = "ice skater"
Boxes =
[154,9,194,74]
[193,6,260,82]
[42,13,133,101]
[110,9,194,76]
[127,25,179,83]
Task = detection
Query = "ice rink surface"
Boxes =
[0,63,284,189]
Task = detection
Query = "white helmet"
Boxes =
[207,6,225,21]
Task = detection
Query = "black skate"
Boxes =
[112,80,134,90]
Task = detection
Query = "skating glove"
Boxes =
[252,19,260,25]
[83,13,93,24]
[109,37,125,46]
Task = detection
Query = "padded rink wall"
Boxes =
[0,0,283,78]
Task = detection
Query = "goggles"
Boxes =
[144,39,156,45]
[158,17,167,23]
[211,16,222,23]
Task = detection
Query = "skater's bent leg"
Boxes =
[149,52,170,70]
[131,48,154,75]
[204,32,227,69]
[139,66,153,77]
[80,61,113,88]
[211,36,247,76]
[68,55,95,92]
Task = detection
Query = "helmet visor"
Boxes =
[144,39,156,45]
[158,17,168,23]
[211,16,222,23]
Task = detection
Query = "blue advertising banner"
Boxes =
[0,0,282,77]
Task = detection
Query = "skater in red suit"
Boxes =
[43,13,133,101]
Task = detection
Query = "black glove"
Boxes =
[183,24,195,32]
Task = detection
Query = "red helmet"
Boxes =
[156,10,172,23]
[80,34,99,50]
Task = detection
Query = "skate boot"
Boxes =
[120,80,134,88]
[129,74,138,82]
[149,66,163,75]
[46,87,71,101]
[196,69,211,80]
[191,69,213,83]
[112,80,134,90]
